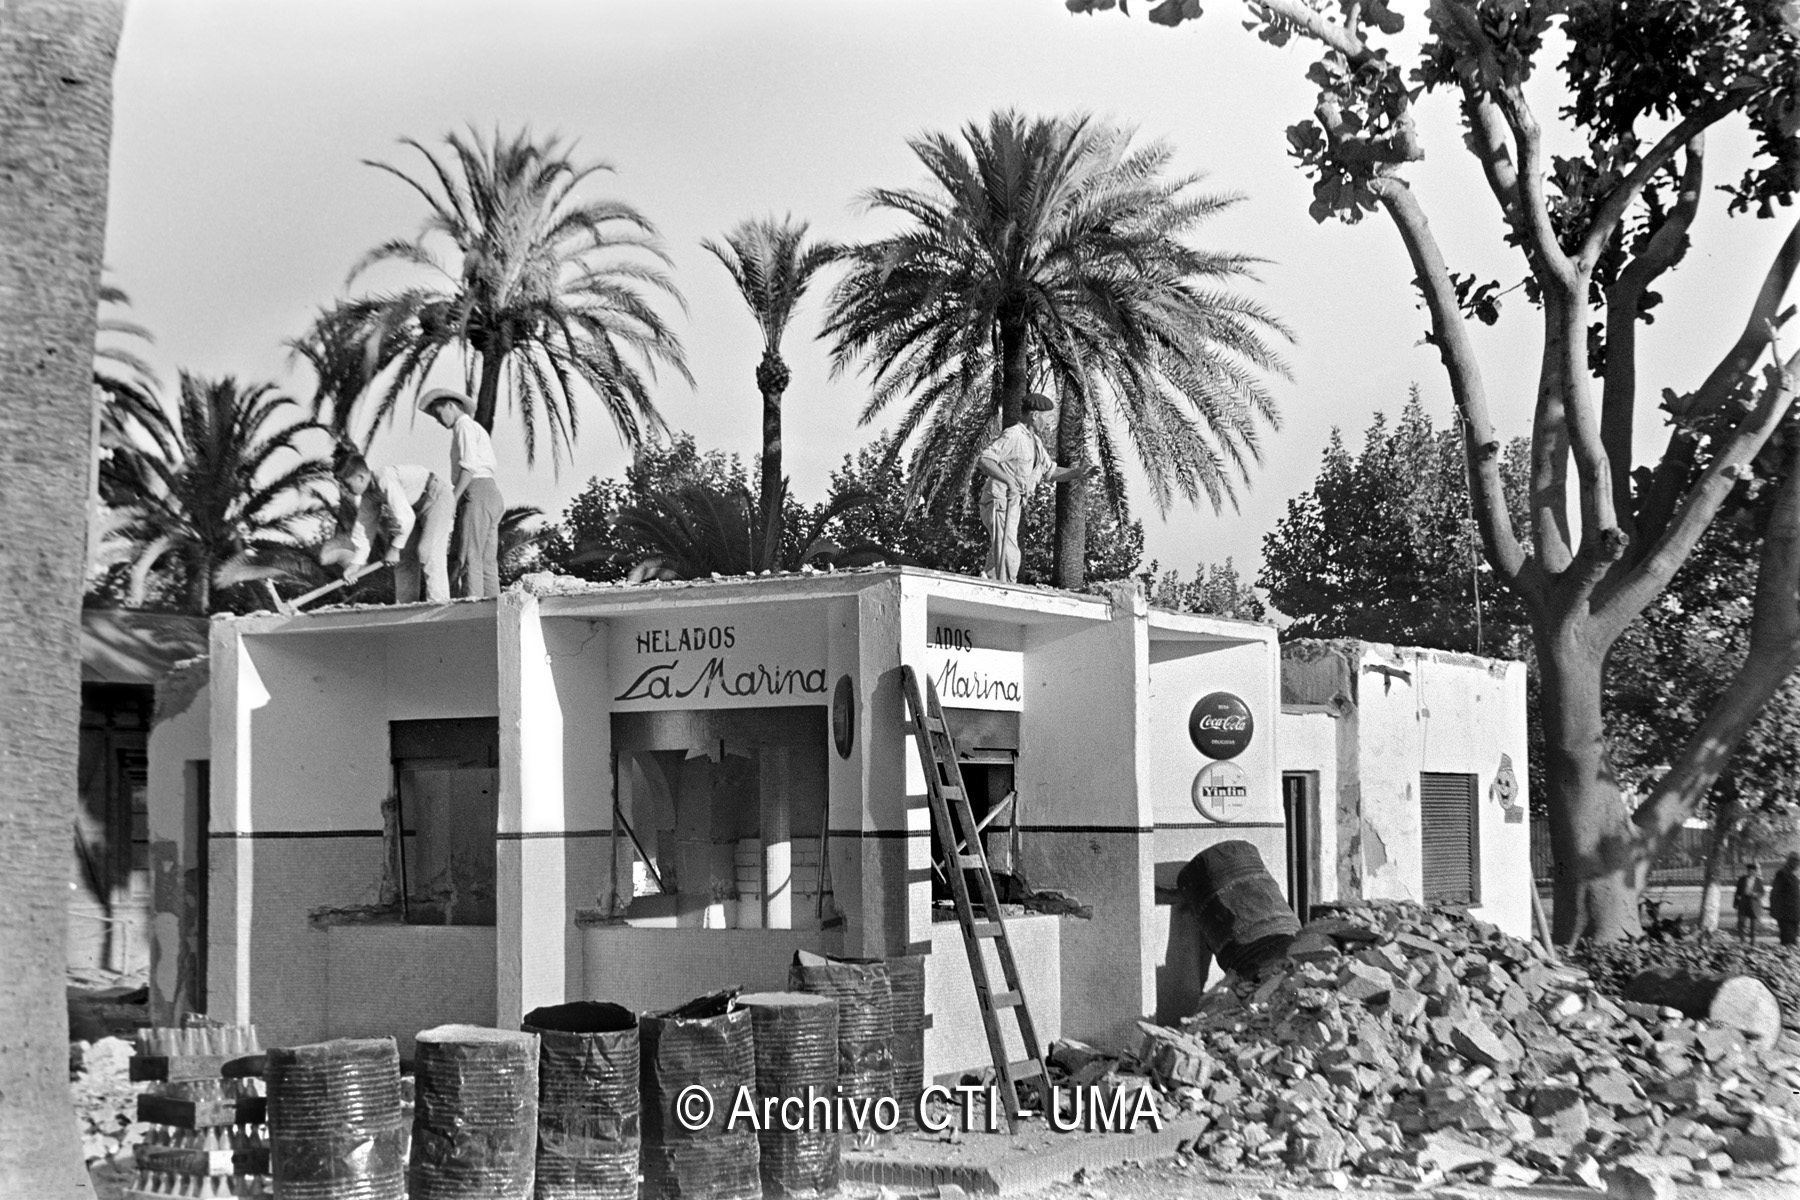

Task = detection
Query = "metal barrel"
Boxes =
[787,951,894,1106]
[409,1024,540,1200]
[737,992,841,1198]
[1177,840,1301,975]
[883,956,926,1131]
[639,992,761,1200]
[523,1001,641,1200]
[265,1037,406,1200]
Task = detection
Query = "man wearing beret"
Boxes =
[419,387,504,598]
[974,392,1095,583]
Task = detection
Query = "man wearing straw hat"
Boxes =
[974,392,1095,584]
[419,387,504,598]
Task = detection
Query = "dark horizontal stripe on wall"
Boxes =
[1154,821,1287,830]
[496,830,612,841]
[209,829,383,839]
[1016,824,1155,835]
[826,828,929,840]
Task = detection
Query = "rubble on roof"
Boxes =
[1043,901,1800,1192]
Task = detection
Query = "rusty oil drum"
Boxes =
[1176,839,1300,975]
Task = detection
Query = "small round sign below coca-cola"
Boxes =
[1188,691,1253,760]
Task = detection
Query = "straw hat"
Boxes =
[418,386,475,417]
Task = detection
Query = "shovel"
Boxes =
[264,561,388,616]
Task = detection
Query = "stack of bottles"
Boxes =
[127,1023,270,1199]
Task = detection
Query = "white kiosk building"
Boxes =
[147,568,1284,1076]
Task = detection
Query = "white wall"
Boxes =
[1146,631,1282,888]
[1277,708,1341,906]
[1315,643,1532,939]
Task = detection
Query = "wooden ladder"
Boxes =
[901,664,1049,1131]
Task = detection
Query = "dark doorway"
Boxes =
[187,760,210,1016]
[1282,772,1315,922]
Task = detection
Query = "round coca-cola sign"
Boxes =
[1188,691,1253,760]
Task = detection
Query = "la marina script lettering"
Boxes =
[926,625,1022,708]
[613,623,827,704]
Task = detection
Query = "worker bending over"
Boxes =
[419,387,504,598]
[322,450,453,603]
[974,392,1095,583]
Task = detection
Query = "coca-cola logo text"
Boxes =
[1188,692,1253,760]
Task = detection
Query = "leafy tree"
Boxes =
[100,374,331,615]
[537,434,752,581]
[822,109,1289,589]
[703,216,839,568]
[1077,0,1800,941]
[319,127,692,465]
[1142,557,1268,621]
[822,434,1146,585]
[1260,389,1533,654]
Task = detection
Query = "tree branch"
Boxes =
[1604,141,1706,535]
[1372,177,1532,592]
[1243,0,1370,62]
[1633,218,1800,555]
[1460,84,1522,235]
[1577,91,1754,273]
[1492,86,1578,297]
[1632,428,1800,847]
[1603,346,1800,631]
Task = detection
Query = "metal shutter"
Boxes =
[1420,772,1479,904]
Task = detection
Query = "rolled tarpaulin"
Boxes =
[737,992,840,1198]
[523,1001,641,1200]
[787,951,894,1105]
[409,1024,540,1200]
[639,991,761,1200]
[265,1036,406,1200]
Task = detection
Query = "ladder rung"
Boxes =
[1007,1059,1046,1079]
[990,990,1023,1009]
[971,921,1003,938]
[955,855,984,869]
[926,716,947,732]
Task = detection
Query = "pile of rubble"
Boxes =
[1056,901,1800,1193]
[70,1036,145,1166]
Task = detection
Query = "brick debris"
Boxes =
[1049,901,1800,1194]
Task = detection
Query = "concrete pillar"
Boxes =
[207,622,266,1028]
[761,749,792,929]
[497,592,567,1026]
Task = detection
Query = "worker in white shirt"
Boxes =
[974,392,1096,583]
[419,386,504,598]
[322,451,453,603]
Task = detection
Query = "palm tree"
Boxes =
[326,126,693,467]
[0,1,127,1189]
[285,298,390,446]
[702,216,838,568]
[104,373,332,614]
[615,483,888,581]
[823,110,1292,588]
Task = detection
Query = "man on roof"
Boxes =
[320,448,452,604]
[419,387,504,599]
[974,391,1096,584]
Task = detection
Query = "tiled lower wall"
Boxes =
[923,914,1061,1081]
[580,926,845,1012]
[326,925,497,1059]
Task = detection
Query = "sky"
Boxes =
[102,0,1799,583]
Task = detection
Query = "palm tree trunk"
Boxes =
[756,350,790,572]
[1053,388,1087,590]
[0,2,123,1195]
[472,334,509,434]
[998,308,1029,428]
[187,550,212,616]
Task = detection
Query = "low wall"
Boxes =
[923,913,1060,1082]
[325,924,497,1059]
[580,926,844,1012]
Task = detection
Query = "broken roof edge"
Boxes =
[1281,636,1525,674]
